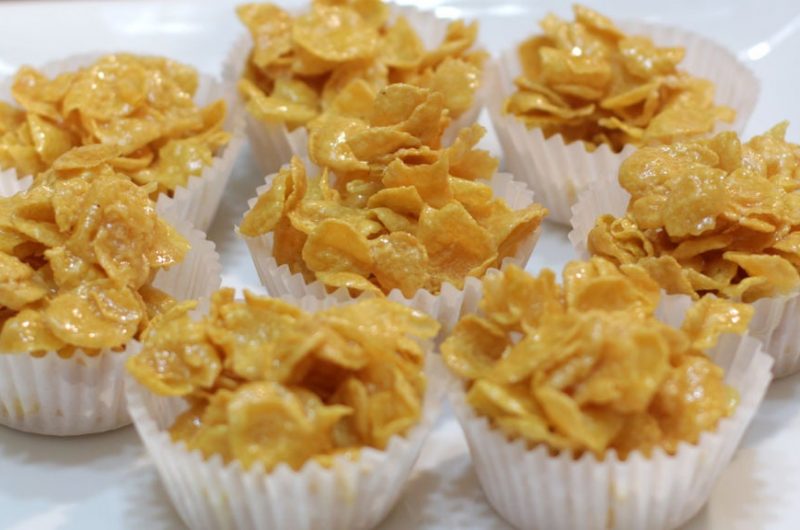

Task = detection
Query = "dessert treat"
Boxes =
[443,260,771,529]
[571,125,800,376]
[0,168,222,435]
[127,291,444,530]
[239,84,546,333]
[0,53,245,229]
[488,4,758,223]
[226,0,487,174]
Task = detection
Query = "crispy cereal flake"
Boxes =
[237,1,486,129]
[442,260,747,458]
[128,289,439,470]
[1,54,231,199]
[0,170,189,356]
[506,5,733,152]
[589,125,800,303]
[241,85,547,296]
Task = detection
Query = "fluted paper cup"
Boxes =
[222,4,488,175]
[126,293,445,530]
[0,52,246,231]
[488,20,759,225]
[239,168,542,336]
[0,209,223,436]
[567,177,630,259]
[449,332,772,530]
[659,290,800,379]
[0,174,32,197]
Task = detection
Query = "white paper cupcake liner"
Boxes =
[0,207,223,436]
[0,173,32,197]
[126,294,446,530]
[222,5,488,176]
[567,177,630,259]
[488,20,759,226]
[659,291,800,379]
[448,331,772,530]
[569,179,800,378]
[239,168,542,336]
[0,52,246,231]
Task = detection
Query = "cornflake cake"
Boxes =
[589,124,800,303]
[443,259,751,457]
[0,166,189,357]
[127,290,439,470]
[240,84,547,296]
[505,5,733,152]
[0,54,231,198]
[236,0,486,131]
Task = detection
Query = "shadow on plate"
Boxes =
[206,143,269,291]
[0,424,143,504]
[680,445,781,530]
[121,463,185,530]
[740,371,800,447]
[380,453,512,530]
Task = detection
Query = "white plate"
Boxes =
[1,1,800,528]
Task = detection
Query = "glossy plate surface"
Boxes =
[1,1,799,528]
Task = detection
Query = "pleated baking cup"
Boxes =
[658,290,800,379]
[222,5,488,176]
[0,210,223,436]
[448,333,772,530]
[566,176,630,259]
[125,302,446,530]
[488,21,759,226]
[569,179,800,378]
[239,169,542,336]
[0,52,246,232]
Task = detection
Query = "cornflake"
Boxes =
[236,0,486,131]
[0,167,189,357]
[240,84,548,296]
[442,259,751,458]
[505,4,733,152]
[127,289,440,471]
[0,54,231,198]
[589,124,800,303]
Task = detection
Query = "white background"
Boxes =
[1,0,800,528]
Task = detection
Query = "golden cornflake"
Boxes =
[589,124,800,303]
[127,289,439,470]
[240,85,547,296]
[505,5,734,152]
[0,169,189,356]
[0,54,231,198]
[442,260,750,458]
[236,1,486,131]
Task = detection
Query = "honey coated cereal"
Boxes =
[0,54,231,198]
[127,289,439,471]
[0,165,189,357]
[588,124,800,303]
[240,83,547,296]
[442,259,751,458]
[505,5,734,152]
[236,0,486,131]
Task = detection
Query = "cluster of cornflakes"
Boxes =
[589,124,800,303]
[505,5,733,152]
[0,165,189,357]
[0,54,231,197]
[240,84,547,296]
[236,0,486,131]
[442,259,751,458]
[127,289,439,471]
